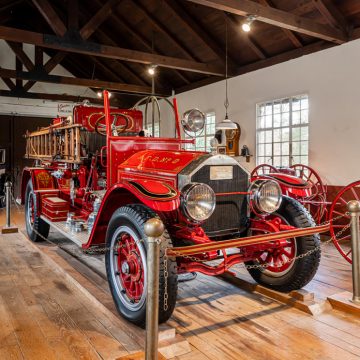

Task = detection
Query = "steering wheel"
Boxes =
[95,113,129,136]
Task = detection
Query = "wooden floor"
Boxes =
[1,207,360,359]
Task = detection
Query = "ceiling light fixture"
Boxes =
[242,15,256,32]
[148,64,157,76]
[97,91,112,98]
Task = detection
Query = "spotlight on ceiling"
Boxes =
[242,15,256,32]
[148,64,157,76]
[97,91,102,98]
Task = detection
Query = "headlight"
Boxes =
[250,179,282,214]
[181,183,216,222]
[182,109,205,134]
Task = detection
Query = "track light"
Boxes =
[148,64,157,76]
[242,15,256,32]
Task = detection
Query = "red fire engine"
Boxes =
[21,91,325,326]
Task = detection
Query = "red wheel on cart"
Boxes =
[290,164,327,223]
[251,164,278,177]
[329,181,360,264]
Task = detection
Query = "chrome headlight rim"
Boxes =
[249,179,282,215]
[181,183,216,222]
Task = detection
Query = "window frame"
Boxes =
[256,94,309,167]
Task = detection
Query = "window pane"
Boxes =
[292,141,301,155]
[301,156,308,165]
[292,156,301,165]
[301,98,308,110]
[282,142,289,155]
[258,116,265,128]
[265,130,272,143]
[281,112,289,126]
[266,104,272,115]
[282,99,290,112]
[281,157,289,167]
[273,156,281,167]
[292,98,301,111]
[282,128,289,141]
[292,128,300,141]
[274,113,281,128]
[274,143,281,156]
[265,115,272,128]
[258,144,265,156]
[301,141,308,155]
[293,111,301,125]
[258,131,265,143]
[265,144,272,156]
[301,109,308,124]
[301,127,309,141]
[274,129,281,142]
[274,101,281,114]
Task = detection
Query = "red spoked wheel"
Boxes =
[290,164,327,223]
[117,232,145,304]
[251,164,278,177]
[329,181,360,264]
[110,225,147,311]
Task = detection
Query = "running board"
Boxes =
[40,216,90,247]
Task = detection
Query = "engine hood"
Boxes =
[118,149,205,175]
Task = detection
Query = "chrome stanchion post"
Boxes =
[144,218,165,360]
[347,200,360,304]
[1,181,18,234]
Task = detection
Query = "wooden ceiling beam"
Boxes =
[186,0,347,43]
[31,0,67,36]
[312,0,349,31]
[164,0,234,67]
[0,26,225,75]
[6,41,34,71]
[258,0,302,48]
[0,89,104,104]
[0,67,170,96]
[112,9,191,85]
[226,13,267,59]
[132,0,202,62]
[80,0,119,39]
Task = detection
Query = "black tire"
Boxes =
[246,196,321,292]
[24,180,49,242]
[105,204,178,327]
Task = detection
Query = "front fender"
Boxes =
[84,180,180,248]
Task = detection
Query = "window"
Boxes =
[185,112,216,151]
[256,95,309,167]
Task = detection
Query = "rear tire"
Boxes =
[24,180,49,242]
[246,196,321,292]
[105,204,177,327]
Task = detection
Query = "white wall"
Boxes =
[173,39,360,186]
[0,41,95,117]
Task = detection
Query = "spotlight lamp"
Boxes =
[148,64,157,76]
[242,15,256,32]
[97,91,112,98]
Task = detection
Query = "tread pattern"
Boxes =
[247,196,321,292]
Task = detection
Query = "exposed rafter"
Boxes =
[6,41,34,71]
[31,0,67,36]
[186,0,347,43]
[312,0,349,32]
[0,67,170,96]
[164,0,236,67]
[258,0,303,48]
[0,26,225,76]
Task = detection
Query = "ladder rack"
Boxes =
[25,123,83,164]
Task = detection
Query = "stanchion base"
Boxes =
[328,291,360,317]
[1,226,19,234]
[116,351,166,360]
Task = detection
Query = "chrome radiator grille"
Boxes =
[190,164,249,237]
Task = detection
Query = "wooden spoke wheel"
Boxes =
[290,164,327,223]
[251,164,278,177]
[329,181,360,264]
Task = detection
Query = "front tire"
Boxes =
[105,204,178,327]
[25,180,49,242]
[246,196,321,292]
